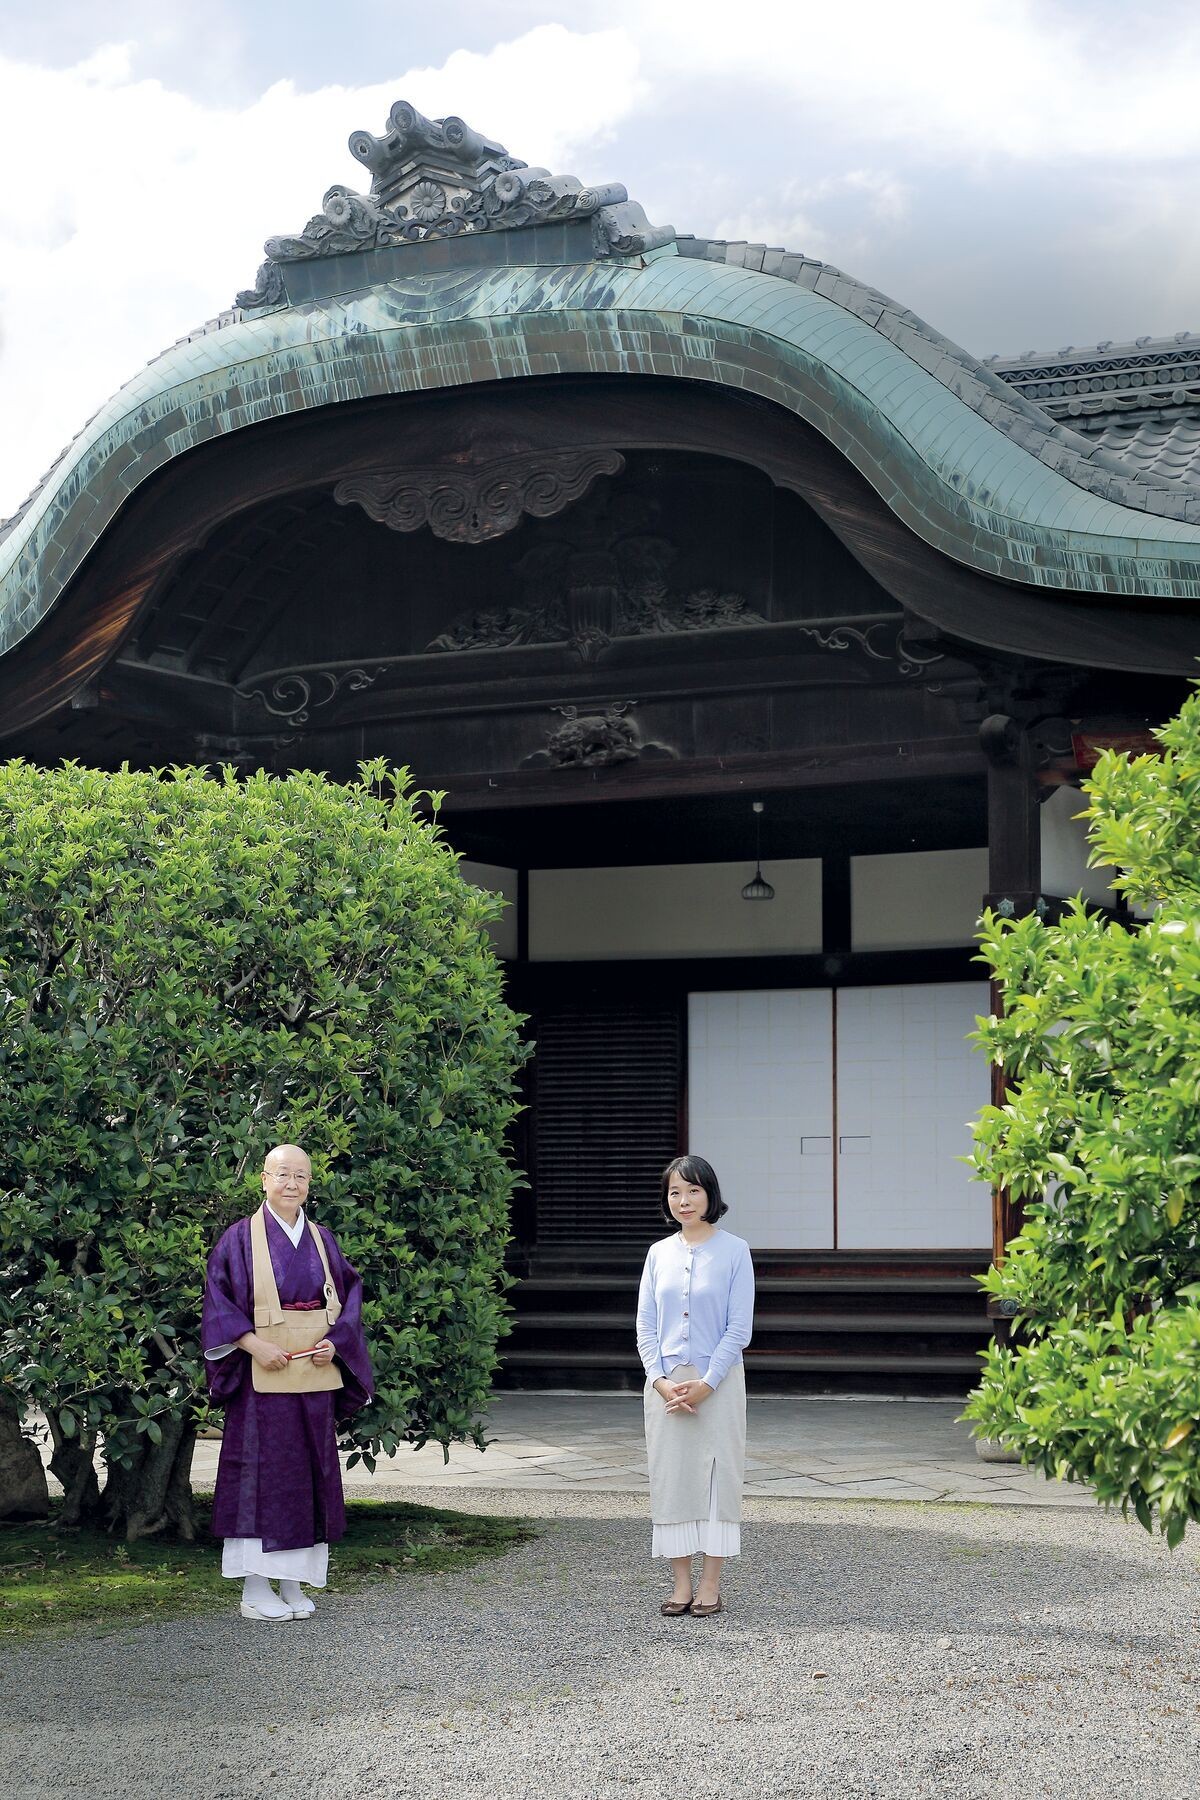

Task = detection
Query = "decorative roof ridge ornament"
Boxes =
[236,100,674,309]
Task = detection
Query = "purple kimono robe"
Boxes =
[201,1211,374,1553]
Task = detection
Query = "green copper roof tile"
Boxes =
[5,249,1200,659]
[1057,495,1110,537]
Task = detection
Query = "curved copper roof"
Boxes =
[3,104,1200,669]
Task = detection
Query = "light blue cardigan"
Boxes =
[636,1228,755,1391]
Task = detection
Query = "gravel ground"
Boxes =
[2,1489,1198,1800]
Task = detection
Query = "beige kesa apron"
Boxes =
[249,1205,343,1395]
[644,1360,746,1525]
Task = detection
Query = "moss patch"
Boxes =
[0,1499,533,1640]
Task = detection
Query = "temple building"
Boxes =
[2,102,1198,1391]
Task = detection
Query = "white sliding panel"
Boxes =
[835,981,991,1248]
[687,990,835,1249]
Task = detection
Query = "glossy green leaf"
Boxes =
[963,691,1200,1544]
[0,759,529,1531]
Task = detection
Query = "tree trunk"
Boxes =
[0,1392,49,1519]
[100,1415,198,1542]
[47,1416,102,1526]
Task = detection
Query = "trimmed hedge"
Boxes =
[0,759,527,1536]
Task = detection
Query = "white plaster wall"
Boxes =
[688,990,835,1249]
[529,860,823,961]
[835,982,992,1249]
[1039,785,1116,906]
[459,860,518,961]
[851,847,988,952]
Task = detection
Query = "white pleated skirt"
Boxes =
[652,1462,742,1559]
[221,1537,329,1585]
[644,1361,745,1561]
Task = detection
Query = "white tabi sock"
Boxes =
[242,1574,292,1618]
[279,1579,316,1614]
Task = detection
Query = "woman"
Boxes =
[636,1154,755,1617]
[202,1144,374,1621]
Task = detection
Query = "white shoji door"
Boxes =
[687,990,835,1249]
[834,981,991,1249]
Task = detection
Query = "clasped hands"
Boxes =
[240,1333,336,1371]
[654,1376,713,1414]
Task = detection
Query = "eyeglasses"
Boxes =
[265,1169,310,1183]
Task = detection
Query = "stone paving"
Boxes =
[188,1391,1093,1509]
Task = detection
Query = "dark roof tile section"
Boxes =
[988,332,1200,422]
[989,331,1200,492]
[1075,414,1200,485]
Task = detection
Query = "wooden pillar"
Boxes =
[980,716,1040,1273]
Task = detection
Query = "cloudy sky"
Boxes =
[1,0,1198,519]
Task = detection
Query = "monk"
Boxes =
[202,1145,373,1621]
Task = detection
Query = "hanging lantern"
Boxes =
[741,800,775,901]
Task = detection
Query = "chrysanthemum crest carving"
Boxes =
[236,100,674,309]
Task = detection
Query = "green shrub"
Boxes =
[0,759,527,1538]
[965,693,1200,1544]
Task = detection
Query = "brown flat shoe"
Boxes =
[690,1597,723,1616]
[660,1598,694,1616]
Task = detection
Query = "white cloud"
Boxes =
[713,169,913,265]
[0,24,644,519]
[627,0,1200,163]
[2,4,1198,523]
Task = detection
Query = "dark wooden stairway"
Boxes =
[495,1249,994,1397]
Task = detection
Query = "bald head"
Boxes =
[261,1145,311,1218]
[264,1144,310,1176]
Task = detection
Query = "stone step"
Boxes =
[514,1280,986,1321]
[516,1254,988,1279]
[509,1309,992,1336]
[500,1347,982,1374]
[515,1274,983,1294]
[498,1253,993,1394]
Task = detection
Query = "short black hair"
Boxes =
[660,1154,728,1226]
